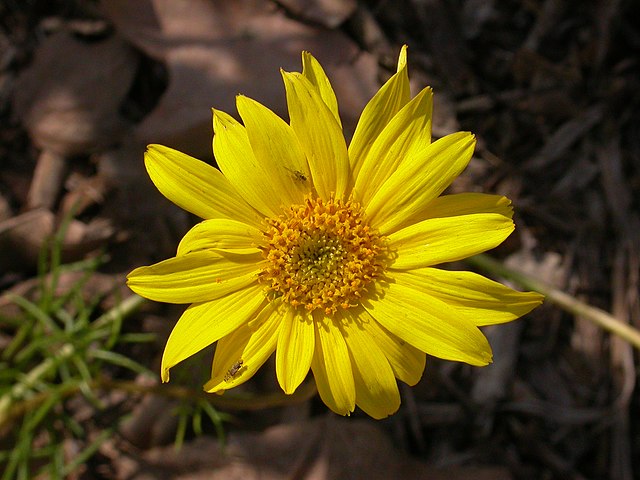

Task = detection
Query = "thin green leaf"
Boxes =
[90,349,153,375]
[8,294,59,334]
[201,401,227,444]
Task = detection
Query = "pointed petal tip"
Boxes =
[235,94,250,109]
[301,51,316,71]
[125,278,137,294]
[143,144,164,169]
[360,404,400,420]
[279,69,294,82]
[145,143,160,154]
[125,272,146,297]
[203,381,226,396]
[282,385,296,395]
[420,85,434,99]
[203,379,222,393]
[397,45,408,72]
[529,291,546,306]
[330,405,355,417]
[476,346,493,366]
[454,131,477,153]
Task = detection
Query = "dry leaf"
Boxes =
[27,150,66,209]
[0,271,124,319]
[276,0,357,28]
[13,31,137,156]
[0,208,114,270]
[0,209,54,270]
[114,417,511,480]
[102,0,379,158]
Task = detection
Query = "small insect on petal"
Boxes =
[285,166,308,182]
[224,359,244,382]
[293,171,307,182]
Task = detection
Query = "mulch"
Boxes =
[1,1,638,479]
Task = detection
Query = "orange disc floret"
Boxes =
[259,196,389,314]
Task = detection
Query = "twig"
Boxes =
[466,253,640,350]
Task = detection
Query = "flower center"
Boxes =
[259,197,389,315]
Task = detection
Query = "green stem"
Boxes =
[93,293,146,328]
[466,253,640,350]
[0,343,76,427]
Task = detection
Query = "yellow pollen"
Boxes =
[259,196,389,315]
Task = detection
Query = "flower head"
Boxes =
[127,46,543,418]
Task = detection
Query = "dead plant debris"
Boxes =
[1,0,639,479]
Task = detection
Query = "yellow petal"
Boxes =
[394,267,544,326]
[366,132,476,235]
[354,307,426,386]
[177,218,264,256]
[236,95,312,206]
[301,51,341,127]
[204,300,283,392]
[397,44,408,72]
[340,310,400,419]
[127,251,263,304]
[348,47,410,180]
[160,284,266,382]
[311,314,355,415]
[399,193,513,228]
[354,87,433,205]
[388,213,514,270]
[363,279,493,366]
[418,193,513,221]
[282,71,349,200]
[276,308,315,394]
[213,109,287,218]
[144,145,262,226]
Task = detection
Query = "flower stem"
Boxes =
[466,253,640,350]
[94,293,147,328]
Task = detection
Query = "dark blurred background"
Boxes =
[1,1,639,479]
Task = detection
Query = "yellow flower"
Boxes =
[127,46,543,419]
